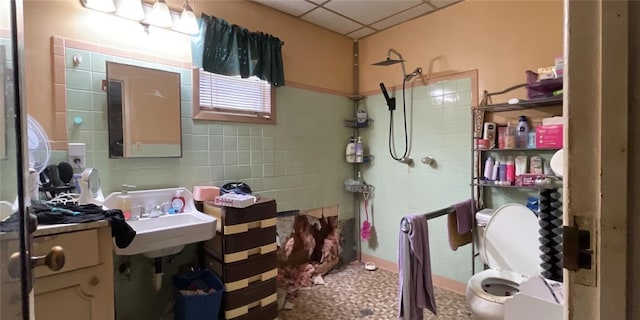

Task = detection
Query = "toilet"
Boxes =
[466,203,540,320]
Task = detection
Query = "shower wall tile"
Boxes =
[361,77,473,284]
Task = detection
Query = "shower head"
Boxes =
[372,58,405,66]
[373,48,421,82]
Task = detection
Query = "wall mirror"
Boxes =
[0,46,7,160]
[106,61,182,158]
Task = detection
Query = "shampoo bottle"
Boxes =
[491,159,500,182]
[355,136,364,163]
[346,137,356,163]
[483,156,494,180]
[506,157,515,185]
[499,159,507,185]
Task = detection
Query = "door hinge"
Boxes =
[563,224,593,271]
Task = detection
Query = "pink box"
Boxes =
[536,124,563,148]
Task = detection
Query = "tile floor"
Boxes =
[278,262,472,320]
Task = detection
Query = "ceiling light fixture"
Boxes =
[80,0,200,35]
[81,0,115,13]
[115,0,145,21]
[145,0,173,28]
[173,0,199,35]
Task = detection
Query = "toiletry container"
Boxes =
[116,184,135,219]
[530,156,544,174]
[355,136,364,163]
[483,122,497,147]
[506,157,515,185]
[515,155,528,176]
[484,157,495,181]
[516,116,530,148]
[346,137,356,163]
[171,189,186,213]
[505,123,516,149]
[499,160,507,185]
[491,160,500,182]
[357,109,368,128]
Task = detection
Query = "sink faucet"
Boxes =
[149,202,171,218]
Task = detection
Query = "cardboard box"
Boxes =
[536,124,563,148]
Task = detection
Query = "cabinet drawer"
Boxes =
[204,226,276,258]
[204,249,276,283]
[225,295,277,320]
[2,229,100,281]
[223,277,276,311]
[204,199,276,231]
[33,229,100,278]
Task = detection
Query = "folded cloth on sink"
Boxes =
[0,204,136,248]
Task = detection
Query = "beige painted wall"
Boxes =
[22,0,353,139]
[358,0,563,102]
[628,1,639,318]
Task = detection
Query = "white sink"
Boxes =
[103,187,217,258]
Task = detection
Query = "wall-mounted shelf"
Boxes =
[471,182,544,190]
[344,118,373,128]
[473,147,561,152]
[478,95,563,112]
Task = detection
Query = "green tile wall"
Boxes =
[62,48,354,216]
[359,78,474,283]
[0,38,18,204]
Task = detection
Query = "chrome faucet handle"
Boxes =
[131,206,145,219]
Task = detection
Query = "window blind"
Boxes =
[198,69,272,117]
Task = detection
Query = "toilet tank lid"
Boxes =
[475,208,495,225]
[482,203,540,276]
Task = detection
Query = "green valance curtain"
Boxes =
[191,14,285,87]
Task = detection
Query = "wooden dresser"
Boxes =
[203,198,278,320]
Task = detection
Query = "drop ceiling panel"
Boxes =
[370,3,436,30]
[301,7,363,35]
[324,0,422,25]
[347,27,376,39]
[254,0,316,17]
[251,0,464,39]
[429,0,462,9]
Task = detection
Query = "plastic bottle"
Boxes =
[346,137,356,163]
[171,189,186,213]
[355,136,364,163]
[356,109,368,128]
[516,115,530,148]
[499,159,507,185]
[491,159,500,182]
[505,122,516,149]
[116,184,135,220]
[506,156,515,185]
[483,156,494,180]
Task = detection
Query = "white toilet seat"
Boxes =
[468,269,527,304]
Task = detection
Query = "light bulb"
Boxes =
[81,0,115,13]
[174,7,199,35]
[145,0,173,28]
[115,0,144,21]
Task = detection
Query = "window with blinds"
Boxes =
[193,68,276,124]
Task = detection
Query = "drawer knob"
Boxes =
[8,246,66,279]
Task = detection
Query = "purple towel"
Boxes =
[453,198,474,235]
[398,214,437,319]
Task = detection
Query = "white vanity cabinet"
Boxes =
[1,223,114,320]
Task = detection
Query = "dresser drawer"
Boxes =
[204,226,276,261]
[2,229,100,281]
[225,295,277,320]
[204,248,277,284]
[204,199,276,232]
[223,277,276,310]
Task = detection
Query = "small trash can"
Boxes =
[172,269,224,320]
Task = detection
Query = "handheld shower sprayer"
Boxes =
[379,82,396,111]
[373,48,424,165]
